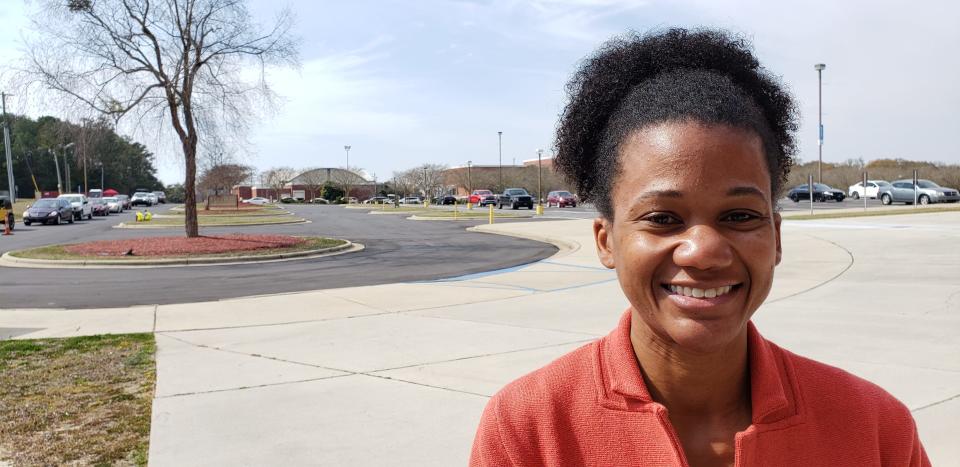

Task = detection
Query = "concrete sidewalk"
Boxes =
[2,213,958,465]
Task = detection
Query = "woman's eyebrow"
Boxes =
[636,189,683,201]
[726,186,766,198]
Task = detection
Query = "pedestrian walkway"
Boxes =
[1,213,958,465]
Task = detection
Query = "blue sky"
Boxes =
[2,0,958,185]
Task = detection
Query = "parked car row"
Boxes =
[15,192,144,227]
[788,179,959,205]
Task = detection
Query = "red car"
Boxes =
[546,190,577,208]
[468,189,497,207]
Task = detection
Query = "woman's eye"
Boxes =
[723,211,760,223]
[642,213,680,225]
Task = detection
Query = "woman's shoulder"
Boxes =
[777,344,914,425]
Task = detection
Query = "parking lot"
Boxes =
[1,209,957,465]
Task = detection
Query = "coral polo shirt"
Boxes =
[471,311,929,466]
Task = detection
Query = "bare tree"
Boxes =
[391,169,417,199]
[199,163,253,197]
[414,163,448,199]
[294,168,327,201]
[261,166,296,201]
[330,167,366,201]
[21,0,298,236]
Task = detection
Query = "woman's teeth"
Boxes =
[667,284,735,298]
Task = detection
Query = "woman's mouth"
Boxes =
[660,283,742,309]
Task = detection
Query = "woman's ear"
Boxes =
[774,212,782,265]
[593,217,616,269]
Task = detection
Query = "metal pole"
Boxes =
[53,150,62,193]
[537,149,543,206]
[467,161,472,194]
[344,145,351,201]
[815,64,826,185]
[863,171,868,211]
[101,164,105,190]
[497,131,503,192]
[808,174,814,215]
[2,92,16,202]
[64,150,71,193]
[913,169,918,208]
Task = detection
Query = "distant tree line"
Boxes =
[0,115,164,198]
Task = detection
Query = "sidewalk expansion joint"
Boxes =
[155,310,397,334]
[156,374,354,399]
[912,391,960,413]
[365,338,596,374]
[158,332,355,374]
[407,313,602,338]
[361,373,490,398]
[765,233,855,305]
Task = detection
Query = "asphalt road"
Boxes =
[0,205,556,309]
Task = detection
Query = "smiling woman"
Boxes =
[470,29,929,467]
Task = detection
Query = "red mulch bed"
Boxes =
[63,234,305,257]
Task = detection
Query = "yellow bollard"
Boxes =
[536,204,544,216]
[488,204,494,224]
[467,202,473,210]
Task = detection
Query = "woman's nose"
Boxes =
[672,224,734,271]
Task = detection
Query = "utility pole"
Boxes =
[497,131,503,193]
[52,149,62,193]
[815,63,826,184]
[2,92,16,202]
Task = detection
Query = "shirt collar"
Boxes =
[600,310,795,424]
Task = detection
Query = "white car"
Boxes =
[57,194,93,220]
[243,197,270,205]
[147,193,159,205]
[848,180,891,200]
[103,196,123,213]
[400,197,422,205]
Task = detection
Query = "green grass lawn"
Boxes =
[10,237,346,261]
[0,334,156,466]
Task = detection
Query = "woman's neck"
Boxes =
[629,316,751,418]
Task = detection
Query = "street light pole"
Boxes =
[467,160,472,195]
[497,131,503,192]
[344,145,351,201]
[537,149,543,206]
[52,149,62,193]
[2,92,16,202]
[815,63,826,184]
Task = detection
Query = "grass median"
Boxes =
[0,334,155,466]
[9,236,346,261]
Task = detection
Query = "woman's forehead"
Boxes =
[615,122,771,195]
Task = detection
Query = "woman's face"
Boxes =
[594,121,781,354]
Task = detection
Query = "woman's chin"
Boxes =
[660,318,748,355]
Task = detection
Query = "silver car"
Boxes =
[878,179,960,205]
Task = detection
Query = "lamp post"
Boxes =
[52,149,62,193]
[815,63,826,184]
[497,131,503,192]
[2,92,16,202]
[344,145,351,201]
[536,149,543,206]
[467,160,472,195]
[63,145,72,193]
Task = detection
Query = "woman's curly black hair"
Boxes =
[554,28,798,218]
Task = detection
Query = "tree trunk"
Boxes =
[183,137,199,237]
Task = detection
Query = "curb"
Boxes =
[0,240,360,269]
[113,219,310,229]
[407,214,528,221]
[466,221,582,259]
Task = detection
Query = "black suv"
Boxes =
[498,188,534,210]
